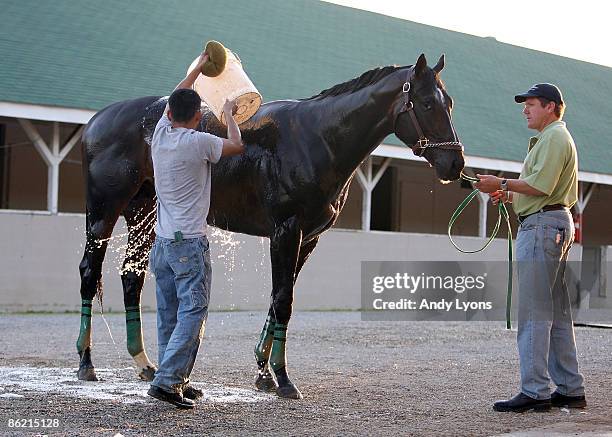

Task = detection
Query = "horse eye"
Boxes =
[424,102,433,111]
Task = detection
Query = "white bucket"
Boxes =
[188,50,262,125]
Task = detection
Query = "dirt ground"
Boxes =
[0,311,611,437]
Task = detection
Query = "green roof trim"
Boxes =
[1,0,611,174]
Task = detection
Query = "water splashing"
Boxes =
[87,205,273,312]
[211,227,243,311]
[89,202,158,278]
[95,299,122,363]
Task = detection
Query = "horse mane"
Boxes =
[302,65,407,100]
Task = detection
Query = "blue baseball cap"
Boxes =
[515,83,564,105]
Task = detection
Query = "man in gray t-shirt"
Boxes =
[147,50,244,409]
[152,111,223,239]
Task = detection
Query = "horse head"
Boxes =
[392,54,465,182]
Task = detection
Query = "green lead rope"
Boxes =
[448,173,514,329]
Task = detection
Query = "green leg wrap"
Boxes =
[76,299,93,354]
[269,323,287,372]
[254,315,276,364]
[125,305,144,357]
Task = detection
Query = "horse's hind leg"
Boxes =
[77,206,121,381]
[121,182,157,381]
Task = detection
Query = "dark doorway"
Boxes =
[371,165,395,231]
[0,124,9,209]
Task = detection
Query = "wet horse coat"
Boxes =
[77,54,464,398]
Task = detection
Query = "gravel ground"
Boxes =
[0,311,611,436]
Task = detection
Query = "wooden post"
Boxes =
[17,119,83,214]
[356,157,391,231]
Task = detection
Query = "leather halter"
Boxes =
[393,68,464,157]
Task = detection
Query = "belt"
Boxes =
[518,204,567,224]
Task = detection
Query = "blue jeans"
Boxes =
[516,210,585,399]
[149,235,212,393]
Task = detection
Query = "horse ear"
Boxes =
[415,53,427,77]
[433,54,445,74]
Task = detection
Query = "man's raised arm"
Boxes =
[221,99,244,157]
[163,52,209,115]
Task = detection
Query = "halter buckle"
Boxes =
[413,138,430,157]
[402,82,411,93]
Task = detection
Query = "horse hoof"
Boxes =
[138,366,157,381]
[276,383,303,399]
[77,366,99,381]
[255,374,278,393]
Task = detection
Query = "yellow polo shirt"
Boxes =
[513,121,578,216]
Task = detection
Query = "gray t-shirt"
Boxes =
[151,114,223,239]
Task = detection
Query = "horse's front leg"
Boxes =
[254,310,278,392]
[254,234,319,395]
[259,216,303,399]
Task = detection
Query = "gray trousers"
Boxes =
[515,209,585,399]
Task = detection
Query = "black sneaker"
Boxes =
[148,385,195,409]
[493,393,551,413]
[551,391,587,408]
[183,385,203,400]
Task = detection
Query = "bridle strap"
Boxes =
[407,106,426,140]
[393,67,463,157]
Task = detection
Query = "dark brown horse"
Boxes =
[76,54,464,398]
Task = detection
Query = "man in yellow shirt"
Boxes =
[475,83,586,412]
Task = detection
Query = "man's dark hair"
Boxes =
[168,88,201,123]
[537,97,565,118]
